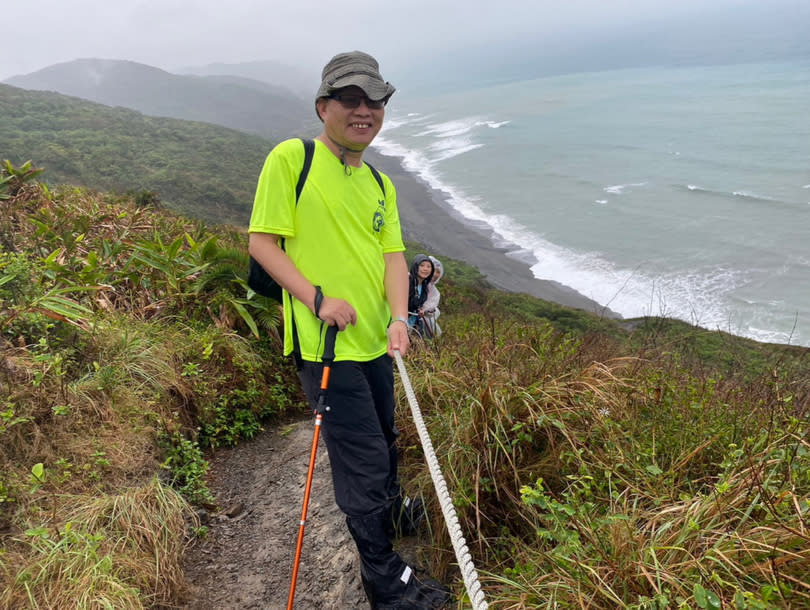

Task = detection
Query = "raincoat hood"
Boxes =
[428,256,443,285]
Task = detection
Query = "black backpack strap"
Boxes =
[290,138,315,365]
[296,139,315,202]
[249,139,317,305]
[366,162,386,196]
[281,139,314,251]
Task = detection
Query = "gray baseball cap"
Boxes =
[315,51,396,102]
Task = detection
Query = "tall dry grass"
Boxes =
[397,314,810,608]
[0,478,194,609]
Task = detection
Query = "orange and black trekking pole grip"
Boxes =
[287,325,338,610]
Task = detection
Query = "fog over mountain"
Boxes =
[5,59,316,141]
[394,1,810,92]
[3,0,808,90]
[177,60,315,100]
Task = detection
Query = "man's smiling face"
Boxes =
[317,86,384,152]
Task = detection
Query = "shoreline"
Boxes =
[364,149,622,319]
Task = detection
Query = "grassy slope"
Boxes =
[1,165,808,606]
[0,174,303,607]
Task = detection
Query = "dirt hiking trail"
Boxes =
[181,417,368,608]
[181,415,441,609]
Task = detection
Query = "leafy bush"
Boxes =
[0,163,302,605]
[158,431,213,505]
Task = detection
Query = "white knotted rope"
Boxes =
[394,350,488,610]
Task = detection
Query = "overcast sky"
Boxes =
[4,0,809,85]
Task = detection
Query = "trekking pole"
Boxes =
[408,311,433,339]
[420,312,435,339]
[287,324,338,610]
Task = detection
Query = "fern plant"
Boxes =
[1,159,44,199]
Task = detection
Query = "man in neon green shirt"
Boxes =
[249,51,451,609]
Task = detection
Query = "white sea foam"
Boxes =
[374,63,810,347]
[529,250,767,340]
[373,134,761,341]
[745,326,795,344]
[375,132,803,344]
[432,144,485,162]
[427,136,484,158]
[603,182,648,194]
[380,115,492,163]
[732,190,776,201]
[382,118,409,131]
[380,112,434,133]
[682,184,799,208]
[476,120,510,128]
[371,136,427,175]
[416,118,483,138]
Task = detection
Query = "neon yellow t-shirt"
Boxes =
[249,139,405,362]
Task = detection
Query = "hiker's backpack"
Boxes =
[247,138,386,302]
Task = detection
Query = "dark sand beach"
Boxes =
[365,150,621,319]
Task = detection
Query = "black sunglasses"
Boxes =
[329,93,387,110]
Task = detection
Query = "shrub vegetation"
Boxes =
[0,162,300,607]
[1,162,808,608]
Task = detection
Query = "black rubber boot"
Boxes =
[383,446,426,538]
[347,510,452,609]
[373,571,453,610]
[387,494,427,539]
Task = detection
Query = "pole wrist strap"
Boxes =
[313,285,324,319]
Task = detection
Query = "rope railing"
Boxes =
[393,350,488,610]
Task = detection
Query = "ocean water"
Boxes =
[374,60,810,347]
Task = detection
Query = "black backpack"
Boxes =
[248,139,386,301]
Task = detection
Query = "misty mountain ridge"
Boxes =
[7,0,808,122]
[177,59,317,99]
[4,58,318,141]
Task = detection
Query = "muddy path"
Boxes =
[181,417,368,609]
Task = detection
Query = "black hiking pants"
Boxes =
[298,355,452,608]
[298,354,400,517]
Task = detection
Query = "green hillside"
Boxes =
[0,84,280,226]
[4,59,318,142]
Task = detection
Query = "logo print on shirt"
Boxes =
[372,198,386,233]
[372,210,385,233]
